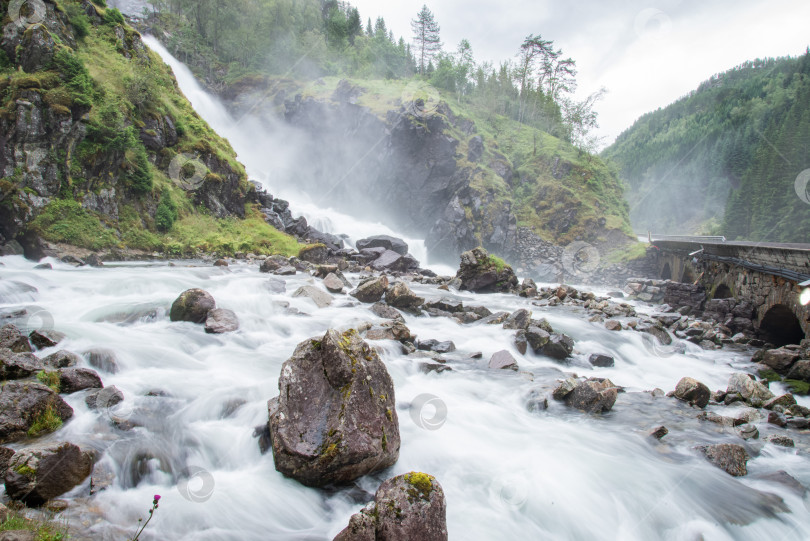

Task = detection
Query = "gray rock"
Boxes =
[489,350,518,371]
[767,411,787,427]
[356,236,410,256]
[672,377,711,408]
[0,383,73,443]
[267,329,400,487]
[650,426,668,439]
[0,325,31,353]
[563,378,618,413]
[82,348,119,373]
[525,327,551,353]
[478,312,509,325]
[350,276,389,303]
[365,322,413,343]
[726,373,774,407]
[763,394,796,410]
[274,265,297,276]
[371,251,419,272]
[763,435,794,448]
[299,244,329,264]
[541,334,574,360]
[589,353,615,367]
[424,298,464,313]
[503,309,532,330]
[0,350,44,380]
[264,278,287,294]
[385,282,424,311]
[323,273,345,294]
[761,348,800,372]
[28,330,65,350]
[369,302,404,321]
[204,308,240,333]
[698,443,748,476]
[455,247,517,293]
[416,340,455,354]
[552,378,578,400]
[58,368,102,394]
[293,286,334,309]
[169,289,216,324]
[333,472,447,541]
[85,386,124,410]
[787,360,810,382]
[605,320,622,331]
[514,331,528,355]
[4,442,92,506]
[41,350,80,369]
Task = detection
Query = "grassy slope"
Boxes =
[0,0,301,257]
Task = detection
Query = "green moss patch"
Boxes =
[30,199,118,250]
[27,405,64,437]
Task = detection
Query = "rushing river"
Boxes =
[1,256,809,540]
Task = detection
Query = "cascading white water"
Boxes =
[1,253,809,540]
[141,36,441,273]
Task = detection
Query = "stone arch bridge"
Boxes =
[649,236,810,346]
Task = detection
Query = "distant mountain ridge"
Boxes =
[603,51,810,242]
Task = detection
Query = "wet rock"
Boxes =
[299,244,329,264]
[787,418,810,429]
[489,350,518,371]
[204,308,240,334]
[82,348,119,374]
[0,446,15,474]
[589,354,615,368]
[503,309,532,330]
[479,312,509,325]
[333,472,447,541]
[639,324,672,346]
[4,442,92,506]
[385,282,424,311]
[540,334,574,361]
[764,394,796,410]
[672,377,711,408]
[0,325,31,353]
[0,383,73,443]
[267,329,399,487]
[650,426,668,439]
[786,360,810,382]
[552,378,577,400]
[28,330,65,350]
[169,289,216,324]
[455,247,517,293]
[0,350,44,380]
[323,273,346,293]
[605,320,622,331]
[58,368,102,394]
[350,276,390,303]
[525,327,551,353]
[365,322,413,343]
[274,265,297,276]
[737,424,759,440]
[416,340,456,354]
[41,350,80,369]
[726,373,774,407]
[265,278,287,294]
[526,390,549,412]
[90,461,115,495]
[214,259,229,267]
[563,378,618,413]
[293,286,334,308]
[761,348,800,372]
[85,386,124,410]
[356,235,409,256]
[514,332,528,355]
[424,298,464,313]
[371,251,419,272]
[763,435,794,448]
[767,411,787,427]
[698,443,748,476]
[370,303,404,321]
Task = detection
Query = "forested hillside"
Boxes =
[603,51,810,242]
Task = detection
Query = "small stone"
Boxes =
[589,353,614,368]
[650,426,668,439]
[28,330,65,350]
[204,308,239,333]
[350,276,389,303]
[58,368,103,394]
[672,377,711,408]
[503,309,532,330]
[698,443,749,476]
[737,423,759,440]
[767,411,787,427]
[764,394,796,410]
[274,265,297,276]
[605,320,622,331]
[323,273,345,294]
[489,350,518,371]
[213,259,229,267]
[292,286,333,308]
[541,334,574,360]
[514,331,528,355]
[764,435,794,447]
[552,378,577,400]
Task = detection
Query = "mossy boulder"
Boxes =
[4,441,93,506]
[299,243,329,264]
[0,325,32,353]
[333,472,448,541]
[169,289,216,324]
[266,329,400,487]
[0,382,73,443]
[455,248,517,293]
[0,349,44,380]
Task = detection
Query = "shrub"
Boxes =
[155,190,177,231]
[52,48,94,107]
[30,199,118,250]
[103,8,125,26]
[65,4,90,40]
[125,145,153,194]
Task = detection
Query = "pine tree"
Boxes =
[411,5,441,75]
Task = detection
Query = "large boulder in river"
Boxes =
[371,251,419,272]
[698,443,748,477]
[4,442,92,506]
[0,350,44,380]
[356,235,409,256]
[671,377,710,408]
[204,308,240,333]
[0,325,32,353]
[0,382,74,443]
[267,329,400,487]
[553,378,617,413]
[385,282,424,312]
[169,289,216,324]
[726,373,774,407]
[455,248,517,293]
[760,348,800,372]
[58,368,103,394]
[334,472,448,541]
[540,334,574,360]
[350,276,389,303]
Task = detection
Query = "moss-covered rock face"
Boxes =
[455,247,518,293]
[0,0,297,257]
[4,441,93,506]
[266,328,400,487]
[0,381,73,443]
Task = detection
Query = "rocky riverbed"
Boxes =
[0,251,808,539]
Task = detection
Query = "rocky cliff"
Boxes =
[0,0,296,258]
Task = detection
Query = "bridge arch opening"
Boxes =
[714,284,733,299]
[759,304,805,347]
[661,263,672,281]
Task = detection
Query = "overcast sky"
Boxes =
[349,0,810,147]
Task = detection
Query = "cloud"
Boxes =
[349,0,810,146]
